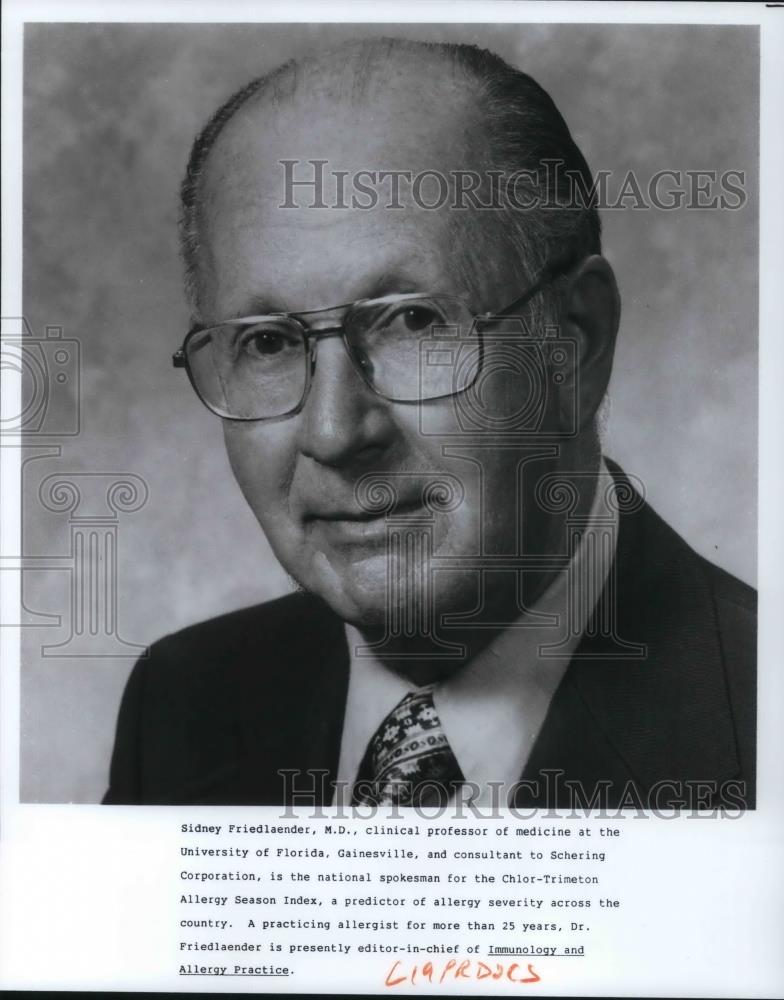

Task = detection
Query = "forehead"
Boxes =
[204,69,480,199]
[198,84,506,315]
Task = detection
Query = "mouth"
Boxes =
[304,498,426,544]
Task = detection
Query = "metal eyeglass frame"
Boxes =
[172,259,569,422]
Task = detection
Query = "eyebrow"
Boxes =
[365,268,428,300]
[230,264,436,320]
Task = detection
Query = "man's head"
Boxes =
[178,39,620,639]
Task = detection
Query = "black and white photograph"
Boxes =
[1,3,781,996]
[20,20,758,807]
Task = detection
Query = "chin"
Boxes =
[315,550,463,634]
[312,585,391,633]
[295,547,389,626]
[292,541,480,636]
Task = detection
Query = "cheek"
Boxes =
[222,421,296,526]
[415,436,553,558]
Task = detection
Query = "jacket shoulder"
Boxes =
[699,556,756,619]
[697,554,757,801]
[147,590,326,681]
[103,591,344,804]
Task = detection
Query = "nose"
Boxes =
[296,334,396,468]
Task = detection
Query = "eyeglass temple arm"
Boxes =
[490,257,575,321]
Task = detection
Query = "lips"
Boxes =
[304,497,426,544]
[306,497,424,522]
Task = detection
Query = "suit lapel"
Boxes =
[519,481,740,808]
[238,594,350,805]
[169,594,349,806]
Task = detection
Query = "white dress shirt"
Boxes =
[335,460,619,806]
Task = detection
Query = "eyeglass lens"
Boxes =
[186,296,481,418]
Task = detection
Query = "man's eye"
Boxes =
[246,332,284,355]
[401,306,439,332]
[238,327,298,359]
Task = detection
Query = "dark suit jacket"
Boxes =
[104,479,756,810]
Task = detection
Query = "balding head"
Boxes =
[194,52,491,320]
[179,38,600,318]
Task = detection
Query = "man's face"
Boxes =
[198,87,562,630]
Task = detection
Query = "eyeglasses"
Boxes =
[173,262,566,421]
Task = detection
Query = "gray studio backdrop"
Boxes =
[20,23,758,802]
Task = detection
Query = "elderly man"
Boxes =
[104,39,755,810]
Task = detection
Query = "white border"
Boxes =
[0,0,773,26]
[2,3,782,996]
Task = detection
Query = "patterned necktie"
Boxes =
[352,687,465,807]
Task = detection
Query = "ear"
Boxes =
[558,254,620,432]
